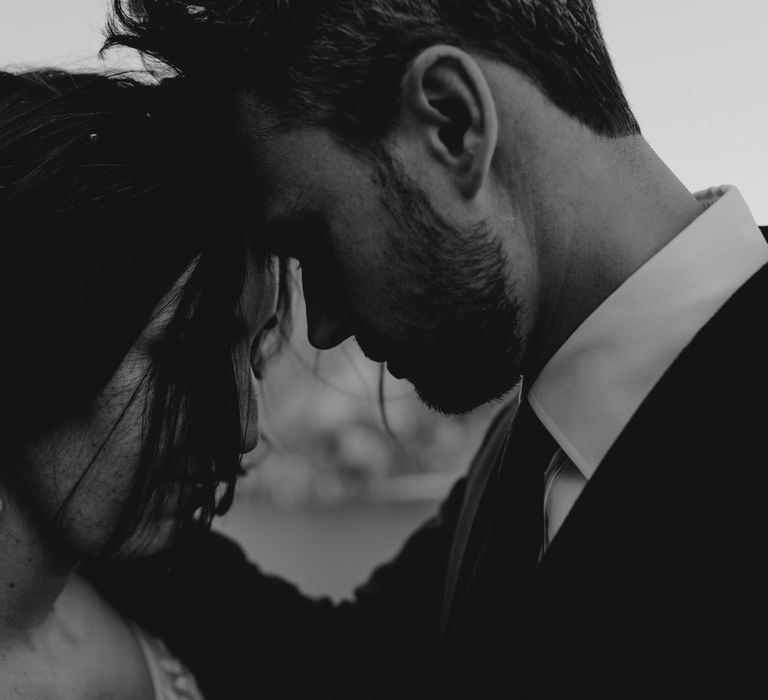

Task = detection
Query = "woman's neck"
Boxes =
[0,488,80,643]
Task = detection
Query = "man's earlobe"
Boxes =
[400,45,498,200]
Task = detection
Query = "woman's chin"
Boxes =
[105,517,182,561]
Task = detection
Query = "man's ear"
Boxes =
[399,45,498,200]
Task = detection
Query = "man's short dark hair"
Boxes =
[107,0,640,150]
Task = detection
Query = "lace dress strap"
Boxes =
[131,623,207,700]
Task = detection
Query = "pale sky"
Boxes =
[2,0,768,219]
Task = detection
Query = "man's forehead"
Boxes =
[235,91,353,172]
[232,89,280,143]
[235,135,327,228]
[232,91,380,240]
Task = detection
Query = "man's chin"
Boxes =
[385,360,407,381]
[412,376,514,416]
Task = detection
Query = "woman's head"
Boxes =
[0,69,289,559]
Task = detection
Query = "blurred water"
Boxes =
[214,496,442,601]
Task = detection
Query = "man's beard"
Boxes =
[374,153,524,415]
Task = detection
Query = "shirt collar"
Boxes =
[528,185,768,479]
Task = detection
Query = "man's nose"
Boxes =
[306,297,353,349]
[303,270,354,349]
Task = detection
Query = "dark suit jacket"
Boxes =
[85,256,768,699]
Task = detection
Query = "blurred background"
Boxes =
[3,0,768,599]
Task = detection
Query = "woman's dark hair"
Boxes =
[0,69,291,556]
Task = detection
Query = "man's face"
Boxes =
[242,123,529,414]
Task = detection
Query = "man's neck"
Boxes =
[522,134,706,381]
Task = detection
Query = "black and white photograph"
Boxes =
[1,1,767,697]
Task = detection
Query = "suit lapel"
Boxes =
[439,391,519,641]
[471,260,768,692]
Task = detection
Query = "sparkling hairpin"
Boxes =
[186,4,208,17]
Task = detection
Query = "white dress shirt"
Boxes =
[527,185,768,553]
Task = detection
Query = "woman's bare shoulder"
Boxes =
[0,575,156,700]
